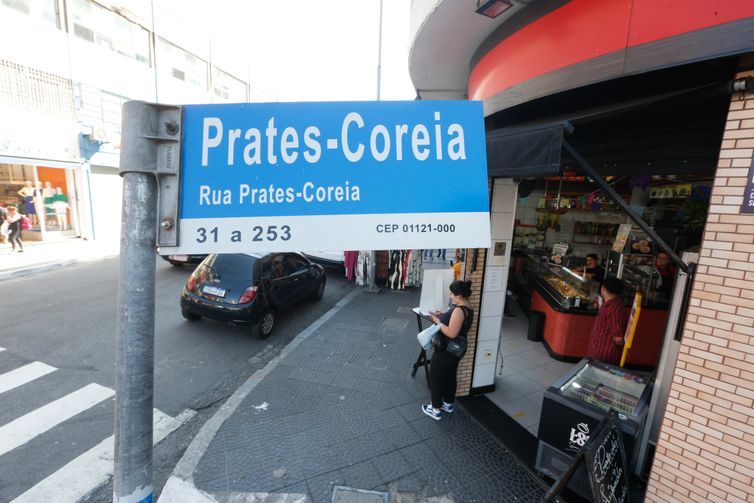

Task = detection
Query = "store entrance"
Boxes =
[0,163,78,241]
[491,170,712,421]
[475,81,740,503]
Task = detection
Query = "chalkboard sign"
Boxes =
[583,411,630,503]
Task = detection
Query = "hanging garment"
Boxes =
[344,251,359,282]
[405,250,423,287]
[388,250,410,290]
[355,251,368,285]
[402,250,412,289]
[388,250,400,289]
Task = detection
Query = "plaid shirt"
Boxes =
[587,296,628,365]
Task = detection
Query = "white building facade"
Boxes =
[0,0,250,244]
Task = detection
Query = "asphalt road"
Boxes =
[0,256,353,502]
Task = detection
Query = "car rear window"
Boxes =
[206,254,257,277]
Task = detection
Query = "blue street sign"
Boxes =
[165,100,491,253]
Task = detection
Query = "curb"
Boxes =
[158,288,363,503]
[0,259,77,281]
[0,253,119,282]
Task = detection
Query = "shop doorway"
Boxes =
[37,166,76,235]
[490,172,713,429]
[475,72,732,488]
[0,163,79,241]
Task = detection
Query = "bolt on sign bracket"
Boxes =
[119,101,182,247]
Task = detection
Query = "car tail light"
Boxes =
[187,275,197,292]
[239,286,258,304]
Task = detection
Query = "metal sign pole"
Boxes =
[115,101,181,503]
[365,0,384,293]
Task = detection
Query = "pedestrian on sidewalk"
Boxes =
[6,206,24,252]
[0,204,7,244]
[437,249,446,260]
[422,280,474,420]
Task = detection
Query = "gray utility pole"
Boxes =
[115,101,181,503]
[366,0,384,292]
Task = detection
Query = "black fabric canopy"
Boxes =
[485,121,568,178]
[484,80,730,179]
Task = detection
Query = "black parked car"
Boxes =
[180,252,326,338]
[160,253,208,267]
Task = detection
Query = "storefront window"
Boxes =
[0,164,36,219]
[157,38,208,89]
[0,164,76,235]
[68,0,150,65]
[212,66,247,102]
[1,0,57,26]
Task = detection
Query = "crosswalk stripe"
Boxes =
[10,408,192,503]
[0,383,114,457]
[0,362,57,395]
[0,347,6,352]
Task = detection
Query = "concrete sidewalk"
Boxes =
[159,287,550,503]
[0,237,119,281]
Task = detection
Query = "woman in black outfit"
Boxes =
[6,206,24,252]
[422,280,474,420]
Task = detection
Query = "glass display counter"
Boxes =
[521,254,668,364]
[558,359,649,415]
[607,251,669,306]
[525,254,597,312]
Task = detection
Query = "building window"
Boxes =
[0,60,74,117]
[76,83,128,137]
[157,38,208,89]
[212,67,247,102]
[1,0,57,26]
[68,0,150,65]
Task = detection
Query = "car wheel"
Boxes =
[254,309,275,339]
[311,278,326,301]
[168,260,183,267]
[182,310,201,321]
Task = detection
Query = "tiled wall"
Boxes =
[474,179,517,389]
[457,179,518,395]
[457,245,486,396]
[456,177,495,396]
[645,71,754,503]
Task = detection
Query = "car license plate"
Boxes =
[201,285,227,297]
[170,255,188,262]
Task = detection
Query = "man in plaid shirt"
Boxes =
[586,276,629,365]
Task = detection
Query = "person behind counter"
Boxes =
[586,276,628,365]
[654,251,677,298]
[575,253,604,283]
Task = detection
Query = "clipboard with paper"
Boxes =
[411,269,455,385]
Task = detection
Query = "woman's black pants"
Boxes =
[8,228,22,250]
[430,350,460,409]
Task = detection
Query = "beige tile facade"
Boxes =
[456,246,487,397]
[457,178,494,397]
[646,71,754,503]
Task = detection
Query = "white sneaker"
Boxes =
[422,404,441,420]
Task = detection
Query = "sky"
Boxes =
[160,0,415,102]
